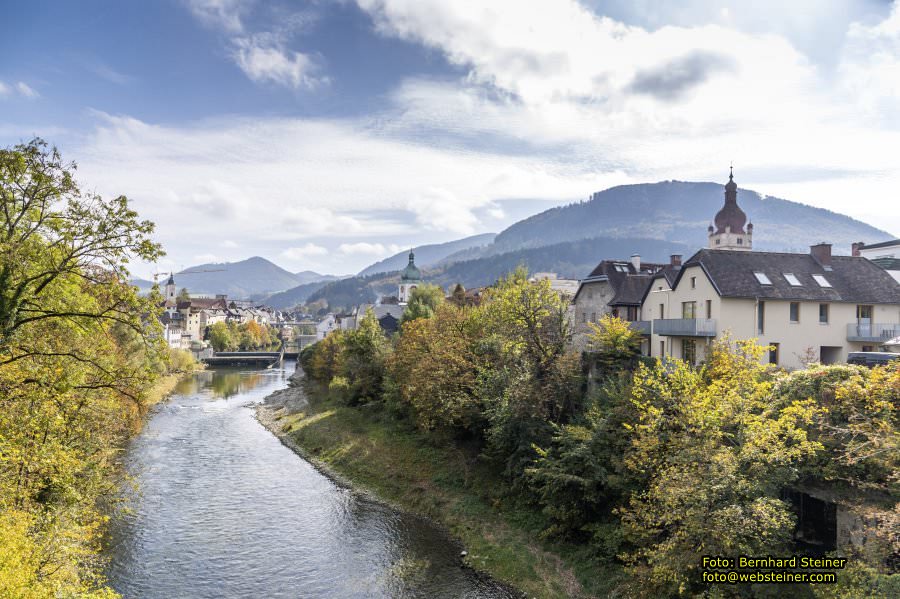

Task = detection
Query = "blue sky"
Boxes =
[2,0,899,277]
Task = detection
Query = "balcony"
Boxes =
[628,320,652,335]
[846,322,900,343]
[652,318,717,337]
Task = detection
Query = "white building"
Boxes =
[398,251,423,304]
[854,239,900,284]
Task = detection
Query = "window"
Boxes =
[737,237,743,245]
[754,272,772,285]
[682,301,697,319]
[769,343,780,365]
[614,264,628,272]
[627,306,639,321]
[659,303,665,319]
[691,276,696,289]
[757,301,765,334]
[706,299,712,319]
[856,305,873,321]
[715,238,721,245]
[591,312,597,323]
[819,303,829,323]
[581,312,586,323]
[659,340,665,357]
[812,274,832,288]
[784,273,802,286]
[790,302,800,323]
[682,339,697,365]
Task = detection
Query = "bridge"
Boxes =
[200,350,298,367]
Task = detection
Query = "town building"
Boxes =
[707,167,753,251]
[398,251,423,304]
[572,254,680,352]
[645,171,900,369]
[853,239,900,283]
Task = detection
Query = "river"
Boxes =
[105,364,516,598]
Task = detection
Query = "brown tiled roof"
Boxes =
[679,249,900,303]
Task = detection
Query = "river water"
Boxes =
[106,365,516,598]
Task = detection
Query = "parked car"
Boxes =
[846,352,900,367]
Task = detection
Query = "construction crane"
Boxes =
[151,267,227,284]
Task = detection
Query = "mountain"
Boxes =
[263,280,334,309]
[130,278,155,294]
[308,237,692,310]
[490,181,893,255]
[357,233,496,277]
[171,256,306,298]
[294,270,340,285]
[303,180,895,310]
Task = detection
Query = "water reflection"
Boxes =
[107,366,515,598]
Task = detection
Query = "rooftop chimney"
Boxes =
[810,243,832,268]
[670,254,682,267]
[851,242,864,257]
[631,254,641,271]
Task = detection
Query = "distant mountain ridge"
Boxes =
[166,257,336,299]
[490,181,892,255]
[307,180,894,310]
[357,233,496,276]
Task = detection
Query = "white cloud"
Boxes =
[281,243,329,260]
[221,239,239,248]
[338,242,403,256]
[0,81,39,99]
[186,0,247,33]
[232,35,324,89]
[50,1,900,277]
[193,252,220,263]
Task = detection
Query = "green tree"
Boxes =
[341,308,390,404]
[0,138,165,597]
[177,287,190,302]
[208,321,235,352]
[619,338,822,596]
[401,283,445,324]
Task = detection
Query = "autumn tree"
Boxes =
[618,338,822,596]
[0,138,164,596]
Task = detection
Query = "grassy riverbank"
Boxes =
[270,383,622,599]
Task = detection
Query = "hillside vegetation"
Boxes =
[297,271,899,598]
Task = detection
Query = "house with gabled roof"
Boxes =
[644,244,900,369]
[572,254,682,351]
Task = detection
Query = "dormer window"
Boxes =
[812,274,832,288]
[614,264,628,273]
[754,272,772,285]
[783,273,801,286]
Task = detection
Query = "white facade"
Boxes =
[645,262,900,370]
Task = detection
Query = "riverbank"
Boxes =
[257,369,616,599]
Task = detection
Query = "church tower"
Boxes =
[398,251,423,304]
[165,273,177,306]
[708,168,752,251]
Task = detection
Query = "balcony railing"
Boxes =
[846,322,900,343]
[652,318,717,337]
[625,320,651,335]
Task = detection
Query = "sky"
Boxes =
[2,0,900,277]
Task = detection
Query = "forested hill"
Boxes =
[169,257,335,298]
[304,236,691,311]
[357,233,496,276]
[491,181,893,254]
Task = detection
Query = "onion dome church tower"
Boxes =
[398,250,423,304]
[708,167,753,251]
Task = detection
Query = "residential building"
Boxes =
[853,239,900,283]
[316,314,337,340]
[572,254,680,352]
[645,244,900,369]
